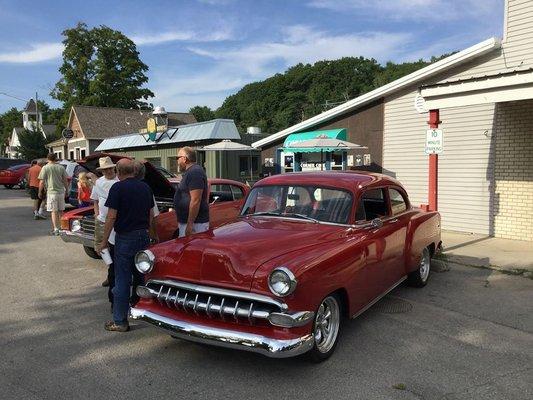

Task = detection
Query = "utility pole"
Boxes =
[35,92,39,132]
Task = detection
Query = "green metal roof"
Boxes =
[282,128,347,153]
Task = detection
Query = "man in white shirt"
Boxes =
[90,157,119,303]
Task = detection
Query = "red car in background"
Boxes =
[59,153,250,259]
[0,164,31,189]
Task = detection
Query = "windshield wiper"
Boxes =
[282,213,319,223]
[247,211,283,217]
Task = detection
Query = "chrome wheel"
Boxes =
[419,247,431,283]
[313,296,340,354]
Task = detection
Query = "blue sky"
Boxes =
[0,0,504,114]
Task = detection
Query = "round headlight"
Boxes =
[268,267,297,297]
[71,219,81,232]
[135,250,155,274]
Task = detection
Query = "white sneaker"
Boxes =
[38,212,47,219]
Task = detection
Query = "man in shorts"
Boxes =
[28,159,46,220]
[38,153,69,235]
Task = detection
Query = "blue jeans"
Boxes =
[112,229,149,325]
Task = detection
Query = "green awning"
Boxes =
[282,128,347,153]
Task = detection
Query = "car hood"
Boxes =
[79,152,175,200]
[147,217,347,291]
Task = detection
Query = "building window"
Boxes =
[69,150,75,160]
[239,155,259,174]
[80,148,86,159]
[168,156,178,175]
[144,157,161,167]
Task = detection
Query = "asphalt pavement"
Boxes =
[1,187,532,400]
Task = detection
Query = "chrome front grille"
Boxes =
[80,216,95,236]
[144,279,286,324]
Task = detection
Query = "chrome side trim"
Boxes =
[58,230,94,247]
[130,307,314,358]
[148,279,288,311]
[350,276,407,319]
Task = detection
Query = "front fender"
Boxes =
[251,232,367,317]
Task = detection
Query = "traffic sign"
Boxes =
[425,129,443,154]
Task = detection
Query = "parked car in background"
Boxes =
[0,157,29,170]
[59,153,249,259]
[0,163,31,189]
[131,171,441,361]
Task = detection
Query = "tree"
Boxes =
[214,53,453,134]
[14,129,49,161]
[189,106,215,122]
[0,107,22,150]
[51,23,94,108]
[51,22,154,110]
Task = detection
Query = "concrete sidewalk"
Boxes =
[438,230,533,277]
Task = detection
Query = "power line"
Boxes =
[0,92,28,103]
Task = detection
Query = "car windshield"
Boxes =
[241,185,353,224]
[8,164,28,171]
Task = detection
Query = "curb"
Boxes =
[434,254,533,279]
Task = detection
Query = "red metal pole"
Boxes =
[428,109,440,211]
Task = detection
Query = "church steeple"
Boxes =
[22,99,42,131]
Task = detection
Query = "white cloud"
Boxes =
[0,42,63,63]
[188,25,411,75]
[308,0,501,21]
[151,25,412,111]
[131,27,233,46]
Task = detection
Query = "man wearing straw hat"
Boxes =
[91,156,119,304]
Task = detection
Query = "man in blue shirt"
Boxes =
[97,158,157,332]
[173,147,209,237]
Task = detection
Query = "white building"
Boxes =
[7,99,55,159]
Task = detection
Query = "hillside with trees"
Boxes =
[190,54,454,134]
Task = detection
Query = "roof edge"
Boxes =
[252,37,501,148]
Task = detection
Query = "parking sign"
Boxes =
[425,129,443,154]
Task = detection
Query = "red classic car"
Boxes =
[130,171,441,361]
[0,163,31,189]
[59,153,249,258]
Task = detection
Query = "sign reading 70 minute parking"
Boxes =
[425,129,443,154]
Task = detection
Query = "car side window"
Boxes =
[230,185,244,200]
[357,188,389,221]
[389,188,407,215]
[210,184,234,203]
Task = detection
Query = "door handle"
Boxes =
[388,218,398,223]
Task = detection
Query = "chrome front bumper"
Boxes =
[58,230,94,247]
[130,307,315,358]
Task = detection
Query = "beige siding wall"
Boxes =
[493,100,533,241]
[384,87,496,234]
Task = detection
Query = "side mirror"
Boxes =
[371,218,383,229]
